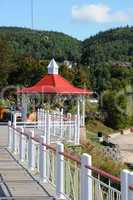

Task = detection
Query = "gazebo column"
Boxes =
[22,94,28,121]
[77,96,86,144]
[76,97,80,144]
[77,97,80,116]
[80,96,87,143]
[82,96,85,127]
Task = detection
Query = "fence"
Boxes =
[8,122,133,200]
[103,146,122,161]
[13,109,81,145]
[37,109,80,145]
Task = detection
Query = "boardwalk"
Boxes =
[0,126,53,200]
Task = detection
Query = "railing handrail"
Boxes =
[129,184,133,191]
[85,165,120,183]
[16,121,38,124]
[9,125,56,152]
[9,124,121,185]
[38,111,78,120]
[59,151,81,165]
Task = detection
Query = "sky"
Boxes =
[0,0,133,40]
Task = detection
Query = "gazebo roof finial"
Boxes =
[48,58,59,75]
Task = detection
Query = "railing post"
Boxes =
[74,115,77,145]
[12,113,18,154]
[37,109,39,128]
[80,153,92,200]
[121,169,133,200]
[128,172,133,200]
[60,109,63,138]
[39,135,47,182]
[82,96,85,127]
[44,110,47,134]
[13,112,17,128]
[77,114,80,145]
[19,127,25,162]
[12,127,18,154]
[28,130,35,171]
[56,143,65,199]
[11,127,14,152]
[46,111,50,144]
[40,109,42,129]
[37,109,41,129]
[53,112,55,136]
[121,170,129,200]
[68,113,72,141]
[8,121,12,149]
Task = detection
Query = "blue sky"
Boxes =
[0,0,132,40]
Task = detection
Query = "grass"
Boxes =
[86,130,101,147]
[66,140,126,177]
[86,119,115,147]
[86,119,114,136]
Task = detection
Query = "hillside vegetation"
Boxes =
[0,27,81,62]
[0,27,83,87]
[82,26,133,66]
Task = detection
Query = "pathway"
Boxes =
[110,133,133,164]
[0,126,53,200]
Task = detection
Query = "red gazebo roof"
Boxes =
[17,59,91,95]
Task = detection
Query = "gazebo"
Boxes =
[17,59,91,144]
[18,58,91,122]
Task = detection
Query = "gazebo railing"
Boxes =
[38,109,80,144]
[13,109,80,145]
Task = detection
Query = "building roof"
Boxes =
[18,59,91,95]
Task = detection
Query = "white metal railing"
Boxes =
[46,149,56,186]
[37,109,80,145]
[88,174,121,200]
[8,122,133,200]
[64,158,80,200]
[13,109,81,145]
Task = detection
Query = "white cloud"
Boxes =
[72,4,130,23]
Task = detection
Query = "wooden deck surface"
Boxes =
[0,126,53,200]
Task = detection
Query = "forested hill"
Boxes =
[0,26,133,89]
[0,26,133,65]
[0,27,81,61]
[82,27,133,66]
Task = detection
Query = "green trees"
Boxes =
[0,38,14,88]
[90,64,111,93]
[82,27,133,66]
[0,27,81,62]
[98,66,133,129]
[102,91,129,129]
[60,64,90,88]
[72,65,90,88]
[8,55,48,86]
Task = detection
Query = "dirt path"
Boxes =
[110,133,133,164]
